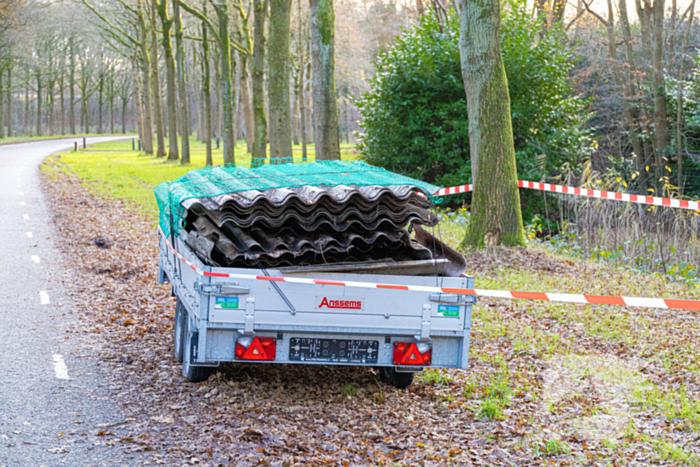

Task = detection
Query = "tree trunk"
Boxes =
[309,0,340,160]
[173,0,191,163]
[240,54,254,154]
[98,74,104,134]
[618,0,649,193]
[652,0,669,186]
[122,95,128,135]
[252,0,269,161]
[24,83,29,134]
[458,0,525,248]
[69,39,76,135]
[36,71,42,137]
[215,4,236,164]
[0,70,4,139]
[47,78,54,136]
[299,52,307,160]
[0,71,5,138]
[60,74,65,135]
[214,56,222,140]
[636,0,656,185]
[135,2,155,153]
[269,0,293,159]
[201,3,213,166]
[6,68,12,137]
[134,60,145,144]
[149,1,166,157]
[82,84,89,134]
[677,0,695,194]
[156,0,180,161]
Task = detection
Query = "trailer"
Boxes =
[155,160,475,388]
[159,233,475,388]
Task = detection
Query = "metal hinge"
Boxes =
[195,281,250,295]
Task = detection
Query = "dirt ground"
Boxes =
[42,159,700,466]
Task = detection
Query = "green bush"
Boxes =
[356,0,592,218]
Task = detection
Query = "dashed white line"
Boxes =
[20,201,26,206]
[39,291,50,305]
[31,255,40,264]
[52,355,69,380]
[22,214,29,220]
[18,191,23,196]
[26,232,33,238]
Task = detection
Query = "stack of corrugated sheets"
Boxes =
[179,184,465,276]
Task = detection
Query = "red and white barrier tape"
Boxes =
[435,180,700,210]
[160,229,700,311]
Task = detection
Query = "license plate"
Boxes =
[289,338,379,364]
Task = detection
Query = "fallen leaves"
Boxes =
[41,159,700,466]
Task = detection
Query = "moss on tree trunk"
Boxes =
[268,0,293,159]
[155,0,180,161]
[173,0,191,164]
[458,0,525,248]
[309,0,339,160]
[252,0,268,162]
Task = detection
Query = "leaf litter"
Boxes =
[41,159,700,466]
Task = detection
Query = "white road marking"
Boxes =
[18,191,23,196]
[52,355,69,380]
[39,291,50,305]
[20,201,26,206]
[17,185,21,188]
[23,214,29,220]
[31,255,40,264]
[26,232,33,238]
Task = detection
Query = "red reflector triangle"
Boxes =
[242,338,267,360]
[400,343,424,365]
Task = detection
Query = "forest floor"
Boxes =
[38,147,700,466]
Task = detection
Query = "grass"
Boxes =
[48,137,360,221]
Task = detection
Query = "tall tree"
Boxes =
[181,0,241,164]
[200,0,212,166]
[252,0,269,161]
[155,0,180,161]
[676,0,696,194]
[458,0,525,247]
[173,0,191,163]
[268,0,293,159]
[652,0,669,183]
[69,36,77,135]
[309,0,340,160]
[148,0,166,156]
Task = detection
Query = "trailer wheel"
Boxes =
[174,299,186,362]
[378,367,415,389]
[182,315,213,383]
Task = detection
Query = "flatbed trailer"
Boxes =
[159,233,475,388]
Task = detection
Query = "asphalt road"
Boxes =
[0,137,139,467]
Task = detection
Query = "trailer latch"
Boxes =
[429,293,477,304]
[420,304,431,341]
[244,297,256,335]
[195,281,250,295]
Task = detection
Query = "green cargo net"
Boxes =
[154,159,440,238]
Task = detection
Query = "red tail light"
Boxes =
[392,341,432,365]
[235,337,277,361]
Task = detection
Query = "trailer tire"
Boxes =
[182,315,213,383]
[378,367,414,389]
[174,299,186,362]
